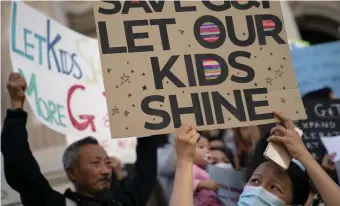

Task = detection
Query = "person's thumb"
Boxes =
[267,135,284,144]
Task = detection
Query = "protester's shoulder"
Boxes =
[5,108,27,118]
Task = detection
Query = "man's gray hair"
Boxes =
[62,136,99,171]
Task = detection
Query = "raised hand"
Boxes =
[268,111,309,161]
[7,72,27,109]
[175,124,200,162]
[322,153,337,171]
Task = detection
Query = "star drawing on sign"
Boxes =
[120,73,131,85]
[268,67,272,71]
[124,110,130,117]
[142,85,147,90]
[280,98,286,104]
[112,106,119,116]
[274,69,284,78]
[265,77,274,85]
[107,68,111,73]
[179,30,185,35]
[128,93,132,97]
[142,73,145,76]
[131,70,134,73]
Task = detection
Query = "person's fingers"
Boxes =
[273,110,288,121]
[8,73,15,81]
[187,129,197,139]
[190,133,200,144]
[329,153,337,159]
[273,111,294,129]
[11,73,22,81]
[267,135,284,144]
[18,78,26,89]
[179,124,190,137]
[270,126,287,136]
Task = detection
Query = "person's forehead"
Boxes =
[254,162,291,182]
[211,150,226,157]
[198,137,209,144]
[210,139,224,145]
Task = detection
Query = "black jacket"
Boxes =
[1,109,157,206]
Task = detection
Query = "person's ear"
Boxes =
[67,167,79,182]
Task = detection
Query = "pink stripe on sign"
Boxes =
[200,27,220,33]
[204,37,219,42]
[263,23,275,27]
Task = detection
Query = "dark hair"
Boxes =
[303,87,333,100]
[246,132,310,205]
[209,137,226,145]
[211,146,235,168]
[62,136,99,171]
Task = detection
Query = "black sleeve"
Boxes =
[1,109,65,206]
[115,135,158,206]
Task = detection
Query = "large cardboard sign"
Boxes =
[94,1,306,138]
[292,41,340,97]
[295,100,340,162]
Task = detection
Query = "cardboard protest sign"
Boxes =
[9,2,135,141]
[292,41,340,97]
[93,1,306,138]
[208,166,246,206]
[295,100,340,162]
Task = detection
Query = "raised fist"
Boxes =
[175,124,200,162]
[7,72,27,109]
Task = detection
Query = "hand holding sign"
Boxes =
[268,111,309,161]
[7,72,27,110]
[175,124,200,162]
[322,153,337,171]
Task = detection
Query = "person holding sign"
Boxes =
[170,124,199,206]
[1,72,157,206]
[238,111,340,206]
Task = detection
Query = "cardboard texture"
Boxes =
[93,1,306,138]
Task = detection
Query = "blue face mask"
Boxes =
[238,185,286,206]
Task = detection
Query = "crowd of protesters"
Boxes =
[1,72,340,206]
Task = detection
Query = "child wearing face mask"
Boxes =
[210,146,235,169]
[193,136,224,206]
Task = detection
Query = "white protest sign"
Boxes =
[321,135,340,162]
[9,2,134,141]
[208,166,246,206]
